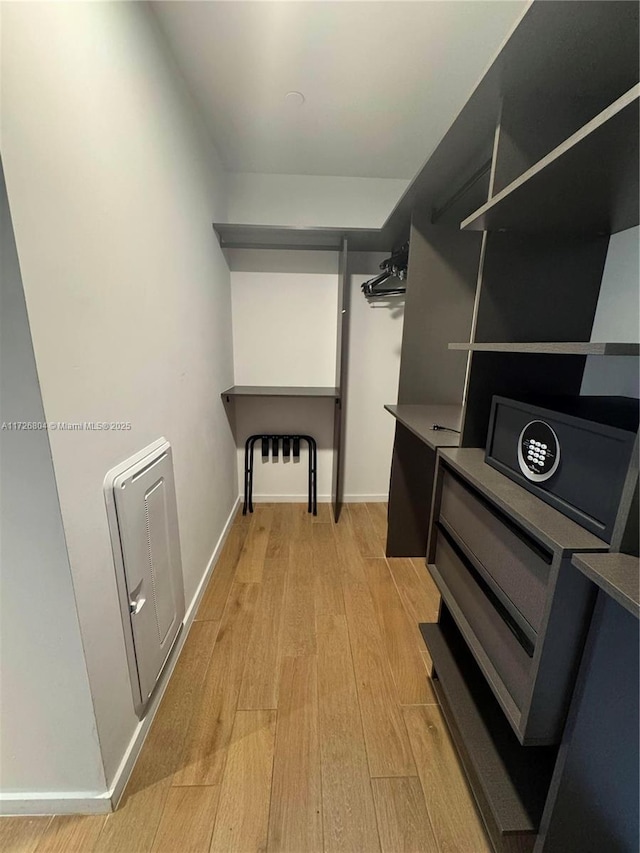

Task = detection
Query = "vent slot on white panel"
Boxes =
[104,439,185,716]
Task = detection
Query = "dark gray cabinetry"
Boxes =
[427,449,607,746]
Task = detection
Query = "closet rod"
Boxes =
[431,158,492,224]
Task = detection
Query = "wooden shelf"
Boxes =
[449,342,640,356]
[384,404,462,451]
[222,385,340,400]
[572,552,640,619]
[422,621,556,842]
[213,223,392,253]
[438,448,609,557]
[461,85,639,234]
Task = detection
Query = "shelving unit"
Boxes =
[378,3,639,851]
[449,342,640,356]
[461,86,639,234]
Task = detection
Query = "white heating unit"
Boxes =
[104,438,185,716]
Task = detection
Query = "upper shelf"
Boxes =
[449,342,640,356]
[572,552,640,619]
[384,404,462,451]
[213,224,393,253]
[461,85,640,234]
[222,385,340,400]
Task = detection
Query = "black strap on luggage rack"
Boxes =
[243,434,317,516]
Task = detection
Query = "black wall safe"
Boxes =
[485,396,639,542]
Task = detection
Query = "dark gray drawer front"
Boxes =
[433,531,532,712]
[440,469,550,632]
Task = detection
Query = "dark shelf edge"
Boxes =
[571,552,640,619]
[384,403,462,450]
[427,560,525,739]
[439,449,610,556]
[221,385,341,400]
[421,622,554,837]
[448,342,640,356]
[460,84,640,233]
[213,223,394,253]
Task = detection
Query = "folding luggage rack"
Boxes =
[243,434,317,516]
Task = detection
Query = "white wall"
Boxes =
[0,163,105,801]
[344,255,405,500]
[231,271,339,386]
[226,172,408,229]
[582,226,640,398]
[229,251,404,501]
[229,253,338,499]
[2,1,237,790]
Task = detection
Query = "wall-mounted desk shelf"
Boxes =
[571,552,640,619]
[461,85,639,234]
[448,342,640,356]
[384,403,462,451]
[384,404,463,557]
[222,385,340,402]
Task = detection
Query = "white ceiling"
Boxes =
[151,1,527,180]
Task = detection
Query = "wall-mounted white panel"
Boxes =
[105,440,185,713]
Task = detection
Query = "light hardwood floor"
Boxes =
[1,504,491,853]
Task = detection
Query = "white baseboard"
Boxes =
[0,496,242,817]
[109,494,241,810]
[0,792,112,817]
[247,494,388,503]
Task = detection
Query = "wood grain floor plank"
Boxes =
[196,522,248,622]
[34,816,106,853]
[281,521,316,657]
[346,504,386,559]
[365,503,388,552]
[0,817,52,853]
[333,509,368,584]
[312,503,333,523]
[94,780,170,853]
[268,656,322,853]
[235,505,273,583]
[209,710,276,853]
[95,619,222,853]
[173,583,261,786]
[132,619,220,790]
[312,523,345,619]
[386,558,440,652]
[342,581,417,777]
[237,565,287,710]
[371,777,439,853]
[411,559,441,609]
[362,559,437,706]
[264,504,291,568]
[403,705,491,853]
[150,786,220,853]
[316,615,381,853]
